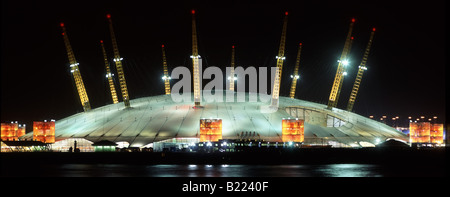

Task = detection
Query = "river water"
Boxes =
[15,163,440,177]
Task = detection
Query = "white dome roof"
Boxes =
[21,91,408,147]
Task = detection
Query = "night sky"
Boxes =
[1,0,446,132]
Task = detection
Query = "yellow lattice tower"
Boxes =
[100,40,119,104]
[327,18,355,109]
[271,12,289,107]
[161,45,171,95]
[229,45,236,91]
[191,10,201,107]
[347,28,376,111]
[289,43,303,99]
[60,22,91,112]
[334,36,354,107]
[107,14,130,107]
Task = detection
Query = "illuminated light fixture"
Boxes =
[343,71,348,76]
[276,56,286,60]
[190,55,201,59]
[162,76,171,80]
[113,57,123,62]
[106,73,114,78]
[359,65,367,70]
[342,60,349,66]
[290,75,300,79]
[227,76,237,81]
[69,63,79,67]
[337,59,349,66]
[375,138,381,144]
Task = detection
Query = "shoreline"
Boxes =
[1,147,446,165]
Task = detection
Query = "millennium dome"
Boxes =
[21,91,408,148]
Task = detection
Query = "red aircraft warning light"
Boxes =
[285,11,288,16]
[106,14,111,19]
[372,27,376,32]
[351,18,356,23]
[191,10,195,14]
[60,22,64,27]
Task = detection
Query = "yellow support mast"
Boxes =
[60,22,91,112]
[229,45,236,91]
[289,42,303,99]
[107,14,130,108]
[191,10,201,107]
[161,44,171,95]
[333,36,354,107]
[100,40,119,104]
[327,18,355,110]
[271,11,289,107]
[347,28,376,112]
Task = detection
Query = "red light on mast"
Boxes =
[191,10,195,14]
[351,36,354,40]
[100,40,103,43]
[299,43,302,46]
[232,45,235,49]
[60,22,64,27]
[285,11,288,16]
[372,27,376,32]
[162,44,165,48]
[351,18,356,23]
[106,14,111,19]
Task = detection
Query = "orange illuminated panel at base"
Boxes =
[430,123,444,144]
[199,119,222,142]
[409,122,430,143]
[17,124,26,138]
[33,121,55,143]
[1,123,18,141]
[282,119,304,142]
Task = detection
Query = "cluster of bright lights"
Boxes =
[290,75,300,79]
[338,59,350,66]
[343,71,348,76]
[190,55,201,59]
[359,65,367,70]
[162,75,171,80]
[375,138,381,144]
[70,63,80,67]
[227,76,237,81]
[276,56,286,60]
[106,73,114,78]
[113,57,123,62]
[70,68,78,73]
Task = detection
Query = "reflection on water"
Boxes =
[43,164,388,177]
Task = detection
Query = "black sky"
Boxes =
[0,0,446,131]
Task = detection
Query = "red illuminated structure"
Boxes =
[199,119,222,142]
[409,122,430,143]
[430,123,444,144]
[1,122,26,141]
[282,119,304,142]
[33,121,55,143]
